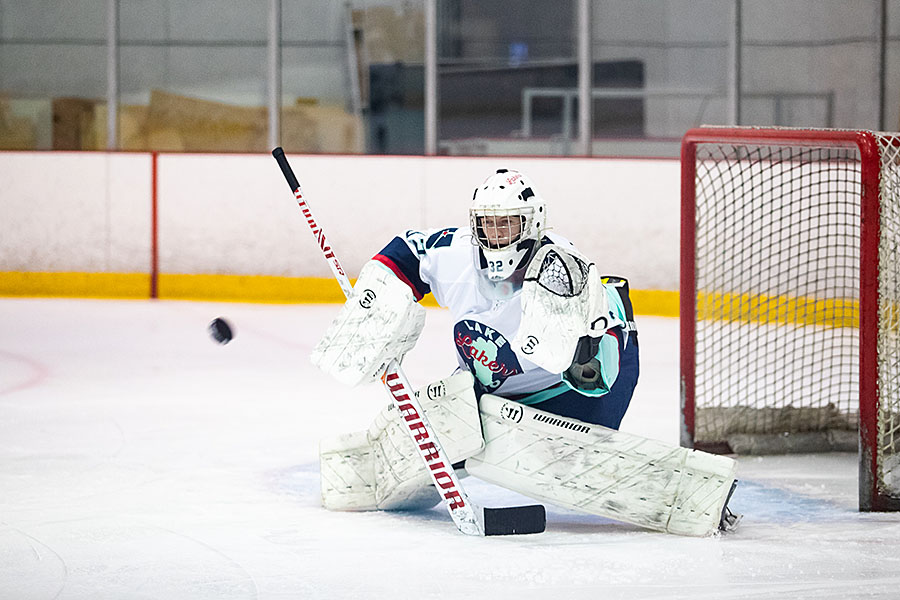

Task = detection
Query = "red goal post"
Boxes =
[680,126,900,512]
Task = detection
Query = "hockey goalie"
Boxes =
[313,168,739,536]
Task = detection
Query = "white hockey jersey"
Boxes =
[372,226,629,400]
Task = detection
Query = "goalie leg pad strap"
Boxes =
[319,371,484,511]
[466,395,737,536]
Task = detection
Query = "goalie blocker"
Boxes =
[321,372,738,537]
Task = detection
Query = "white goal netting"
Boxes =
[684,128,900,510]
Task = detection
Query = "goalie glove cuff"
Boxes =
[562,336,605,394]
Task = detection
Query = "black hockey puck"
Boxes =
[208,317,234,344]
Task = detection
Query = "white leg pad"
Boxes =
[320,431,377,511]
[319,371,484,511]
[466,395,737,536]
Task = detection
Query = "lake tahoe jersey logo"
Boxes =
[453,320,522,392]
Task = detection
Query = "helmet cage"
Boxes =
[470,206,537,252]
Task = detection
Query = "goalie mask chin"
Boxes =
[470,168,547,297]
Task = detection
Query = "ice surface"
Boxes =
[1,298,899,599]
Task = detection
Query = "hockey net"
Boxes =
[680,127,900,511]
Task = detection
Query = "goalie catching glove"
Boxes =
[312,261,425,386]
[513,244,621,375]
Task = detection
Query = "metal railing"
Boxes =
[520,87,835,140]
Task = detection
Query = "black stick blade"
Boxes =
[483,504,546,536]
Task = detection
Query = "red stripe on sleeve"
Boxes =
[372,254,424,301]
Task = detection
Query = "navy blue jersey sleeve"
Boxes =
[372,233,431,301]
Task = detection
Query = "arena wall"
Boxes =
[0,152,681,314]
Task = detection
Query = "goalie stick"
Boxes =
[272,147,545,536]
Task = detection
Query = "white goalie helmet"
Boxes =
[470,169,547,283]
